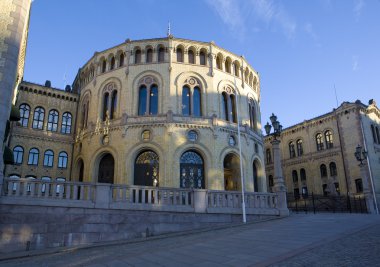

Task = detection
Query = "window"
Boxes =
[110,91,117,119]
[221,90,237,123]
[134,150,159,186]
[138,82,158,116]
[320,164,327,178]
[135,49,141,63]
[43,150,54,167]
[32,107,45,129]
[355,178,363,193]
[182,86,190,116]
[292,170,298,183]
[221,92,229,121]
[41,176,51,194]
[325,130,333,149]
[180,151,204,189]
[58,152,68,168]
[119,53,124,67]
[102,60,106,73]
[300,168,306,181]
[230,94,237,123]
[47,109,59,132]
[329,162,337,176]
[289,142,296,158]
[248,99,255,130]
[229,135,236,146]
[376,127,380,145]
[176,47,183,62]
[102,92,109,121]
[234,61,240,77]
[56,177,66,194]
[28,148,39,165]
[188,50,195,64]
[199,51,206,65]
[138,86,147,115]
[13,146,24,164]
[182,85,201,117]
[110,56,115,70]
[9,174,20,191]
[19,103,30,127]
[266,149,272,164]
[146,48,153,63]
[216,54,222,70]
[296,139,303,156]
[371,125,377,144]
[268,175,274,187]
[187,130,198,142]
[61,112,72,134]
[158,47,165,62]
[316,133,324,151]
[81,101,89,128]
[149,85,158,115]
[225,59,231,73]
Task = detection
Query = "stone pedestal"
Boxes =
[95,183,111,209]
[194,189,207,213]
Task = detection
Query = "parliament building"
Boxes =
[5,36,266,193]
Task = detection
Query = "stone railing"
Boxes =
[1,178,280,215]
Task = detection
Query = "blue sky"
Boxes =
[24,0,380,128]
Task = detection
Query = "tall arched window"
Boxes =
[300,168,306,181]
[58,151,68,168]
[216,54,222,70]
[19,103,30,127]
[320,164,327,178]
[268,175,274,188]
[28,148,39,165]
[13,146,24,164]
[119,53,124,67]
[199,51,206,65]
[101,59,106,73]
[176,47,183,62]
[182,86,190,116]
[329,162,337,176]
[225,58,231,73]
[110,56,115,70]
[292,170,298,183]
[134,150,159,186]
[188,50,195,64]
[158,46,165,62]
[149,85,158,115]
[32,107,45,130]
[325,130,333,149]
[234,61,240,77]
[371,125,378,144]
[182,83,202,117]
[135,49,142,63]
[296,139,303,156]
[180,151,204,189]
[43,150,54,167]
[193,87,201,117]
[248,99,255,130]
[230,94,237,123]
[102,92,109,121]
[47,109,59,132]
[146,48,153,63]
[110,91,117,119]
[61,112,72,134]
[81,99,89,128]
[266,148,272,164]
[253,162,259,192]
[138,85,147,115]
[376,127,380,144]
[221,92,229,121]
[289,142,295,158]
[316,133,324,151]
[98,153,114,183]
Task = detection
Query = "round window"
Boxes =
[229,135,236,146]
[142,130,151,141]
[187,130,198,142]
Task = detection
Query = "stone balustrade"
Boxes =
[1,177,280,215]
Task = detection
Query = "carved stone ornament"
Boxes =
[184,77,200,88]
[138,75,158,87]
[224,86,235,94]
[103,82,117,93]
[102,135,109,145]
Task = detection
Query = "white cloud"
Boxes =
[353,0,365,21]
[352,55,359,71]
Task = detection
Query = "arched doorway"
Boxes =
[134,150,159,186]
[253,161,258,192]
[78,159,84,182]
[180,150,205,189]
[98,153,114,184]
[224,153,241,191]
[253,159,263,192]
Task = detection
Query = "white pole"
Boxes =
[234,78,246,223]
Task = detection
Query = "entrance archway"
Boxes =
[98,153,114,183]
[223,153,241,191]
[78,159,84,182]
[180,150,205,189]
[134,150,159,186]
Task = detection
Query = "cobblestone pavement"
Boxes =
[1,214,380,267]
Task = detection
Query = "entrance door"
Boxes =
[98,153,114,183]
[223,153,241,191]
[134,150,159,186]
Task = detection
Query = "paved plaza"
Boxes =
[1,213,380,267]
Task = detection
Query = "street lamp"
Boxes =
[265,113,283,138]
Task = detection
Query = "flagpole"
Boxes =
[234,78,246,223]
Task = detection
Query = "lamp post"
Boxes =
[354,144,378,214]
[265,114,288,216]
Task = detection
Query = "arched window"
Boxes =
[180,151,204,189]
[248,99,255,130]
[216,54,222,70]
[158,47,165,62]
[149,85,158,115]
[98,153,114,183]
[119,53,124,67]
[28,148,39,165]
[325,130,333,149]
[193,87,201,117]
[58,151,68,168]
[320,164,327,178]
[135,49,141,64]
[19,103,30,127]
[225,59,231,73]
[134,150,159,186]
[234,61,240,77]
[102,92,109,121]
[289,142,296,158]
[371,125,378,144]
[43,150,54,167]
[300,168,306,181]
[102,60,106,73]
[176,47,183,62]
[355,179,363,193]
[266,148,272,164]
[224,153,241,191]
[199,51,206,65]
[292,170,298,183]
[268,175,274,187]
[138,85,147,115]
[61,112,72,134]
[13,146,24,164]
[188,50,195,64]
[376,127,380,144]
[230,94,237,123]
[47,109,59,132]
[221,92,228,121]
[81,101,89,128]
[182,86,190,116]
[329,162,337,176]
[253,162,258,192]
[146,48,153,63]
[182,85,201,117]
[110,91,117,119]
[32,107,45,130]
[110,56,115,70]
[316,133,324,151]
[296,139,303,156]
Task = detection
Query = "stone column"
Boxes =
[359,164,376,214]
[271,139,289,216]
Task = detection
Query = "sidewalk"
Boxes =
[1,213,379,267]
